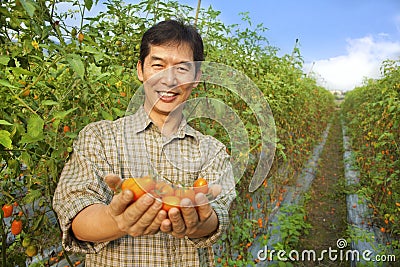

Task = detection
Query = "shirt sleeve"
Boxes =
[52,121,117,253]
[186,142,236,248]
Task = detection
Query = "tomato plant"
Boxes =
[0,0,336,265]
[342,59,400,256]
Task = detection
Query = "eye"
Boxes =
[175,63,191,73]
[152,63,164,69]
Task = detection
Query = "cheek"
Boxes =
[182,86,193,98]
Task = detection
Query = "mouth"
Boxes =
[156,91,179,102]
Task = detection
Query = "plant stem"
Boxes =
[194,0,201,27]
[1,219,7,267]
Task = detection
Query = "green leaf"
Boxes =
[32,214,45,231]
[112,107,125,117]
[10,67,35,76]
[0,55,10,65]
[22,189,42,204]
[0,130,12,148]
[66,55,85,78]
[41,100,59,106]
[20,151,32,169]
[101,110,113,121]
[19,0,37,17]
[84,0,94,11]
[0,119,13,126]
[53,107,78,120]
[27,115,44,138]
[0,79,19,89]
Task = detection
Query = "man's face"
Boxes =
[137,42,200,119]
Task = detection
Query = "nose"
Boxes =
[161,66,178,87]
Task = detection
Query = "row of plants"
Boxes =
[0,0,334,266]
[342,59,400,258]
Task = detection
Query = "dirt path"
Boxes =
[297,109,348,266]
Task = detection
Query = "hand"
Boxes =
[104,174,167,237]
[159,184,222,239]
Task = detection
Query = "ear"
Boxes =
[192,70,202,89]
[137,61,143,82]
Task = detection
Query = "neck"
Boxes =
[145,106,183,137]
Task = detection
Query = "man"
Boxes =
[53,20,235,266]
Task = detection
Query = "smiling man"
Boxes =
[53,20,236,267]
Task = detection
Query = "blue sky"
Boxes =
[178,0,400,91]
[187,0,400,60]
[82,0,400,91]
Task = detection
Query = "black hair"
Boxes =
[139,20,204,70]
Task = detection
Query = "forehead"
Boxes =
[146,42,194,62]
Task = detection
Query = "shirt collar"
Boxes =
[131,106,198,141]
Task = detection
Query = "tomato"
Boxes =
[153,182,175,198]
[77,32,84,43]
[2,204,13,218]
[22,237,32,247]
[25,245,38,257]
[21,89,30,97]
[11,219,23,235]
[63,125,71,133]
[175,187,195,203]
[193,178,208,194]
[71,28,77,38]
[121,176,155,202]
[162,196,181,212]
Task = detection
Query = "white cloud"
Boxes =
[305,35,400,91]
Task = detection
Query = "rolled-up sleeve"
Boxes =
[52,121,115,253]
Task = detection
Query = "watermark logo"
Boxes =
[257,238,397,263]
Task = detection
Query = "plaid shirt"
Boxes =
[53,106,235,267]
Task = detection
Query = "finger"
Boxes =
[180,199,199,229]
[195,193,213,222]
[104,174,123,192]
[168,208,186,237]
[108,189,134,216]
[208,184,222,199]
[129,198,163,235]
[160,218,172,233]
[143,209,167,235]
[123,194,154,223]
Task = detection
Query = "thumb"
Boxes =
[108,189,134,216]
[104,173,122,192]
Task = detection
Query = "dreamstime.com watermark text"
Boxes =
[257,239,396,263]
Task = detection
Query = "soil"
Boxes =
[297,109,349,266]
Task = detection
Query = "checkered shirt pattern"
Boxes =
[52,106,236,267]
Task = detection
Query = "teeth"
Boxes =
[159,92,175,97]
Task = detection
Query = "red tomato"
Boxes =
[11,220,23,235]
[77,32,84,43]
[162,196,181,212]
[63,125,71,133]
[2,204,13,218]
[193,178,208,194]
[175,187,196,203]
[121,176,156,202]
